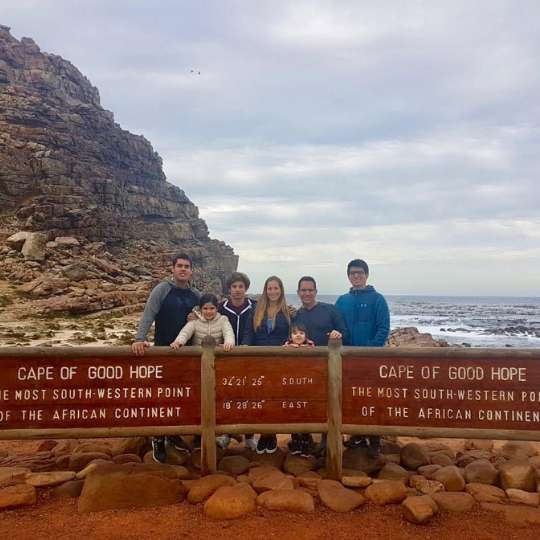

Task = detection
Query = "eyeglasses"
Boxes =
[349,270,366,276]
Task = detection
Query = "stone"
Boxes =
[506,488,540,507]
[250,448,286,469]
[342,447,383,475]
[464,439,494,451]
[0,466,30,488]
[432,466,465,491]
[417,464,441,478]
[218,455,251,476]
[21,232,48,261]
[342,475,372,488]
[73,442,112,456]
[6,231,30,250]
[408,475,444,495]
[204,483,257,519]
[187,474,236,504]
[377,463,410,482]
[257,489,315,513]
[75,460,111,479]
[500,442,538,460]
[25,471,75,487]
[69,452,112,471]
[283,453,317,476]
[365,480,407,505]
[400,443,430,470]
[251,468,294,493]
[432,492,475,512]
[78,463,186,513]
[110,437,148,457]
[430,453,454,467]
[52,479,84,498]
[402,495,438,524]
[482,503,540,526]
[171,466,191,480]
[466,483,507,503]
[464,459,498,485]
[499,460,537,492]
[318,479,365,512]
[55,236,80,246]
[0,484,37,509]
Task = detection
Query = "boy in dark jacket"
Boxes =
[335,259,390,456]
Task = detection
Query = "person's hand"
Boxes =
[132,341,150,356]
[328,330,342,340]
[170,341,183,349]
[222,342,234,352]
[187,311,197,322]
[287,305,297,317]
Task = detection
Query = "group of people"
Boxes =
[131,253,390,462]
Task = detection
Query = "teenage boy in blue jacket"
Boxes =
[335,258,390,456]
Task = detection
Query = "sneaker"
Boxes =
[345,435,368,449]
[288,434,302,455]
[192,435,201,451]
[152,436,167,463]
[300,434,316,457]
[216,434,231,449]
[265,435,278,454]
[245,436,257,452]
[166,435,190,453]
[256,435,267,454]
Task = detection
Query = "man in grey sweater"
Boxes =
[131,253,200,462]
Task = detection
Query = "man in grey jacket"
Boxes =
[131,253,200,462]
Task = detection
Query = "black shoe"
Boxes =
[152,436,167,463]
[265,435,278,454]
[288,434,302,455]
[256,435,267,455]
[345,435,368,449]
[315,434,327,457]
[367,436,380,458]
[300,434,316,457]
[166,435,190,453]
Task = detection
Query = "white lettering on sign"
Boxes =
[129,365,163,379]
[113,406,182,419]
[491,366,527,382]
[386,406,409,418]
[357,406,375,416]
[0,410,12,422]
[281,377,313,385]
[351,386,372,397]
[377,387,408,399]
[88,366,123,380]
[52,408,107,420]
[282,401,308,409]
[0,390,9,401]
[14,389,48,400]
[478,409,540,422]
[379,365,414,379]
[418,408,472,420]
[17,366,54,381]
[156,386,192,398]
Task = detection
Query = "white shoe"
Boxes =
[216,434,231,449]
[245,436,257,451]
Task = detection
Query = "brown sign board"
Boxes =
[0,353,201,430]
[343,354,540,431]
[215,356,328,424]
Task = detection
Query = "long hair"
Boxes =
[254,275,290,331]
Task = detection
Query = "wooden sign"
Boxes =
[215,355,328,424]
[0,350,201,430]
[342,352,540,431]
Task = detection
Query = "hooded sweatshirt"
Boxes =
[219,298,256,345]
[172,309,235,346]
[135,279,200,346]
[335,285,390,347]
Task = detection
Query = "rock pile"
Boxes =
[1,436,539,525]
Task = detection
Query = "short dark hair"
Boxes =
[199,293,219,308]
[290,323,308,337]
[297,276,317,290]
[171,253,193,268]
[226,272,250,291]
[347,259,369,275]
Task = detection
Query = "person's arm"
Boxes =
[171,320,196,347]
[368,296,390,347]
[132,283,170,355]
[221,318,236,350]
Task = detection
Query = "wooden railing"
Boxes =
[1,340,539,478]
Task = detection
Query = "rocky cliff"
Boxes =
[0,25,237,316]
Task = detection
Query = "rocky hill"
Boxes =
[0,25,237,318]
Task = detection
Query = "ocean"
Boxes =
[284,294,540,349]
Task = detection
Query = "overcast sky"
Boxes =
[2,1,539,295]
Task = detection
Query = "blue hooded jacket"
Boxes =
[335,285,390,347]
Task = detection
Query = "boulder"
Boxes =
[75,460,111,479]
[432,466,465,491]
[365,480,407,505]
[430,453,454,467]
[69,452,112,471]
[250,448,286,469]
[73,442,112,456]
[377,463,410,482]
[418,464,442,478]
[506,488,540,507]
[78,463,186,513]
[52,479,84,498]
[112,453,142,464]
[218,455,251,476]
[187,474,236,504]
[464,459,498,485]
[318,479,365,512]
[432,492,475,512]
[55,236,80,246]
[456,449,494,468]
[110,437,148,457]
[342,447,383,475]
[25,471,75,487]
[466,482,507,503]
[409,475,444,495]
[464,439,494,451]
[499,460,537,492]
[257,489,315,513]
[342,475,372,488]
[283,453,317,476]
[402,495,438,524]
[6,231,30,250]
[0,466,31,488]
[21,232,48,261]
[400,443,430,470]
[251,468,294,493]
[0,484,37,509]
[500,442,538,460]
[204,483,257,519]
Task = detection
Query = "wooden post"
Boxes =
[200,336,217,475]
[326,337,343,480]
